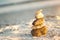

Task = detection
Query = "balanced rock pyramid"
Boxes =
[31,9,48,37]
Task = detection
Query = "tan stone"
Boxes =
[31,26,47,37]
[32,18,44,26]
[40,26,48,36]
[31,25,43,29]
[31,28,42,37]
[31,9,47,37]
[35,9,44,19]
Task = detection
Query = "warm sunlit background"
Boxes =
[0,0,60,40]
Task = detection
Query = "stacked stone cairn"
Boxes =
[31,10,48,37]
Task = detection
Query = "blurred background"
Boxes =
[0,0,60,40]
[0,0,60,25]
